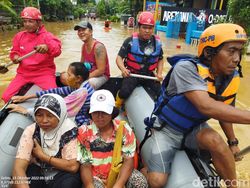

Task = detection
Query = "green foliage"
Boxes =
[73,5,86,19]
[227,0,250,36]
[0,0,16,16]
[96,0,142,19]
[39,0,76,21]
[109,15,120,22]
[96,0,106,18]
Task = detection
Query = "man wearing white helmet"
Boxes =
[115,11,164,108]
[2,7,61,103]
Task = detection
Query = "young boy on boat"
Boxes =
[7,62,94,127]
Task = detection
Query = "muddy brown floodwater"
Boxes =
[0,19,250,187]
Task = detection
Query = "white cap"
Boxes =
[89,90,115,114]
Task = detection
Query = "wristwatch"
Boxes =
[227,138,239,146]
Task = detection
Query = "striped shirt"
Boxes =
[36,81,94,126]
[77,119,136,180]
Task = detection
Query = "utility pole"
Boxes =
[154,0,159,22]
[143,0,146,11]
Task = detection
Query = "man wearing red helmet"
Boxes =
[115,11,164,108]
[143,23,249,188]
[1,7,61,103]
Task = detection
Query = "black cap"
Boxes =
[74,21,93,30]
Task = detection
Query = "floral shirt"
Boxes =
[77,119,136,180]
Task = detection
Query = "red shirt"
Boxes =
[81,40,110,78]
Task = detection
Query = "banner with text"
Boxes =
[160,7,227,26]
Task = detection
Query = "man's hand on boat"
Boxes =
[230,145,244,161]
[35,44,48,54]
[6,103,28,116]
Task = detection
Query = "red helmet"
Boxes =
[21,7,42,20]
[138,11,155,26]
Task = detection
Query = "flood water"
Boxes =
[0,20,250,187]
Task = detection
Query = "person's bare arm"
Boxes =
[12,159,29,188]
[219,121,242,160]
[113,157,134,188]
[219,121,237,142]
[7,104,29,116]
[184,90,250,124]
[32,139,79,173]
[156,59,164,81]
[11,94,36,103]
[80,164,95,188]
[116,55,130,77]
[89,43,107,78]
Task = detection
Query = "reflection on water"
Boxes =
[0,20,250,185]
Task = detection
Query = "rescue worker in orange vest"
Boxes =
[143,23,249,188]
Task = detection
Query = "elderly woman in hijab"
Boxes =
[12,94,82,188]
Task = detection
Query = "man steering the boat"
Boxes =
[59,21,110,89]
[115,11,164,108]
[1,7,61,103]
[144,23,249,188]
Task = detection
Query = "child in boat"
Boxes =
[7,62,95,126]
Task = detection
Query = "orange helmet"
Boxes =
[138,11,155,26]
[198,23,247,57]
[21,7,42,20]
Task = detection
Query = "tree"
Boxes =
[227,0,250,36]
[0,0,16,15]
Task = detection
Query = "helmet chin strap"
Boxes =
[35,20,41,35]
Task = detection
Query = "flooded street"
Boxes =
[0,20,250,186]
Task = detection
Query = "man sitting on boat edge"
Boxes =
[115,11,164,108]
[59,21,110,90]
[143,23,249,188]
[1,7,61,103]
